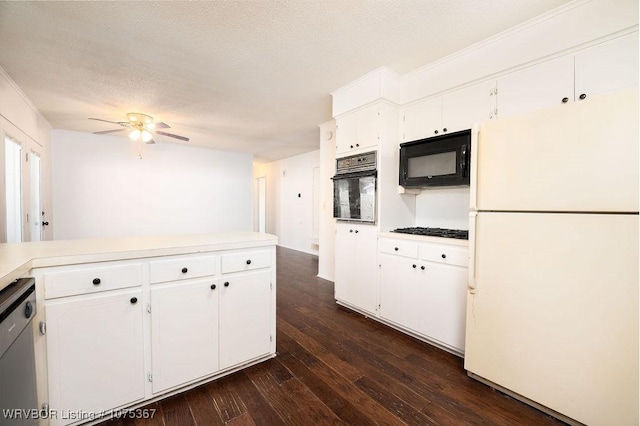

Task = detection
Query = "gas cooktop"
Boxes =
[391,227,469,240]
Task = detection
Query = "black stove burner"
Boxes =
[392,227,469,240]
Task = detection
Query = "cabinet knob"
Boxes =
[443,128,447,133]
[92,278,101,285]
[130,297,138,304]
[356,143,360,147]
[441,254,446,259]
[579,93,587,100]
[350,145,354,149]
[349,229,353,233]
[561,97,569,104]
[434,130,439,135]
[421,266,426,270]
[42,221,49,226]
[394,247,399,251]
[181,267,188,274]
[211,284,216,290]
[354,230,359,234]
[412,264,417,268]
[224,281,230,287]
[246,259,252,265]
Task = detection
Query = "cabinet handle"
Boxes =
[42,221,49,226]
[412,264,417,268]
[224,282,230,287]
[441,254,446,259]
[394,247,399,251]
[92,278,101,285]
[561,97,569,104]
[443,128,447,133]
[181,267,188,274]
[246,259,252,265]
[24,301,33,319]
[211,284,216,290]
[421,266,426,270]
[130,297,138,304]
[434,130,439,135]
[579,93,587,100]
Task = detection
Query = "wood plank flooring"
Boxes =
[102,246,563,426]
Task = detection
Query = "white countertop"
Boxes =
[378,231,469,247]
[0,232,278,290]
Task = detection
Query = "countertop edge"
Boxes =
[378,232,469,247]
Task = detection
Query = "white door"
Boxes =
[151,279,219,393]
[474,88,638,212]
[46,290,145,426]
[256,176,266,233]
[496,55,574,119]
[4,135,23,242]
[441,81,492,134]
[351,225,379,314]
[219,270,272,370]
[402,97,442,142]
[574,32,639,101]
[379,254,420,329]
[465,212,638,426]
[333,223,353,303]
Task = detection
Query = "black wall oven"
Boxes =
[399,129,471,188]
[332,151,377,223]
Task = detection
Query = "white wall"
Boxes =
[52,130,252,239]
[255,150,320,256]
[318,120,336,281]
[414,188,470,230]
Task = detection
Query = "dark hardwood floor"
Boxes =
[103,246,563,426]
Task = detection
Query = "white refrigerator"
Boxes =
[465,88,639,426]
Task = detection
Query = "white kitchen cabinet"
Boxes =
[335,103,379,156]
[219,270,272,370]
[334,223,378,315]
[401,81,492,142]
[496,55,574,119]
[574,32,639,102]
[498,32,639,118]
[45,289,145,426]
[150,278,219,394]
[378,237,468,354]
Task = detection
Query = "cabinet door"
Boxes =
[355,104,379,152]
[497,55,574,119]
[335,113,358,155]
[334,224,378,314]
[575,32,639,101]
[413,262,467,352]
[150,279,219,394]
[401,97,441,142]
[442,81,492,133]
[46,290,144,426]
[219,270,272,370]
[379,254,420,329]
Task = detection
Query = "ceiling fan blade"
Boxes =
[155,130,190,141]
[145,138,156,145]
[89,118,127,125]
[93,128,127,135]
[154,122,170,129]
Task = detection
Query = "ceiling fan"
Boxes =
[89,112,189,144]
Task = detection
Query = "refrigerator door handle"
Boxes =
[469,124,479,211]
[468,211,478,293]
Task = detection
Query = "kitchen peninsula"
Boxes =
[1,232,277,426]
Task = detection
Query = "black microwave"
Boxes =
[399,129,471,188]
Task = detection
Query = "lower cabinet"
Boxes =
[45,289,145,426]
[378,237,468,354]
[219,270,272,370]
[150,278,219,394]
[334,223,378,314]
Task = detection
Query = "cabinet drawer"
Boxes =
[221,250,272,274]
[379,238,419,258]
[149,254,217,284]
[420,243,468,267]
[44,262,142,299]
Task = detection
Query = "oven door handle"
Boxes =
[331,170,377,180]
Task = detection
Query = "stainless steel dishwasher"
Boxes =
[0,277,38,426]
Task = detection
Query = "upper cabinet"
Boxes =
[497,33,639,119]
[335,103,379,156]
[401,81,493,143]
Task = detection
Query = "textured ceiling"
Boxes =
[0,1,571,162]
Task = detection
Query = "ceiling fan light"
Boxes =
[146,122,156,130]
[141,130,153,143]
[129,129,141,141]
